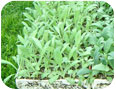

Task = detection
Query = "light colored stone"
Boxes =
[16,79,111,89]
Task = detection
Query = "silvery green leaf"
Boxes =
[49,75,59,84]
[41,72,49,79]
[82,47,92,56]
[102,25,114,39]
[77,68,91,76]
[18,35,25,44]
[64,24,72,31]
[52,36,56,47]
[104,38,113,53]
[92,63,110,72]
[17,45,31,56]
[25,59,35,72]
[68,70,73,75]
[61,43,69,53]
[63,57,70,63]
[23,12,34,21]
[75,30,81,49]
[35,63,40,71]
[43,30,49,42]
[31,72,39,77]
[38,41,51,66]
[91,21,103,29]
[63,32,69,43]
[32,37,42,50]
[69,46,76,59]
[108,51,114,59]
[33,2,42,15]
[30,30,37,37]
[93,48,100,64]
[108,52,114,69]
[85,4,97,12]
[89,34,97,45]
[22,21,31,30]
[18,70,30,77]
[70,28,77,43]
[54,47,63,66]
[54,26,61,37]
[64,60,80,74]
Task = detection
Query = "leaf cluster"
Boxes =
[2,1,114,87]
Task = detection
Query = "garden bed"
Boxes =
[16,79,111,89]
[1,1,113,89]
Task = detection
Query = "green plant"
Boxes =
[1,60,17,83]
[2,1,114,88]
[1,1,33,88]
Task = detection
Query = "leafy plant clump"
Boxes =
[2,1,114,88]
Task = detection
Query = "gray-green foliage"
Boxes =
[5,1,113,87]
